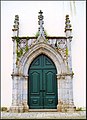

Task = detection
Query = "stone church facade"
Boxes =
[10,10,76,112]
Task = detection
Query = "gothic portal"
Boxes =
[10,10,76,112]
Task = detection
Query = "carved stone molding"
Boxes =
[11,73,29,78]
[57,72,74,79]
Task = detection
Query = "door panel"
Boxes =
[43,55,56,69]
[43,97,57,109]
[30,55,42,69]
[45,71,54,93]
[43,69,57,109]
[29,70,43,108]
[30,71,40,94]
[28,54,58,109]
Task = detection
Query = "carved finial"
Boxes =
[12,15,19,36]
[65,15,72,37]
[65,15,72,32]
[38,10,45,38]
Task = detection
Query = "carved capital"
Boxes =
[57,72,74,80]
[11,73,29,79]
[24,75,29,80]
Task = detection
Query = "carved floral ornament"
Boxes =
[13,36,68,65]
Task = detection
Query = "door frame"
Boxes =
[19,43,67,111]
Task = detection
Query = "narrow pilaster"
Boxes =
[10,74,23,112]
[22,76,29,111]
[10,74,29,112]
[65,15,73,72]
[57,73,76,112]
[12,15,19,74]
[11,75,18,106]
[10,15,24,112]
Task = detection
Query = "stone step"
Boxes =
[29,109,57,112]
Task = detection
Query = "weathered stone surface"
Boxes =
[10,12,75,112]
[1,111,86,119]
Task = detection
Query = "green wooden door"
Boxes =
[28,54,58,109]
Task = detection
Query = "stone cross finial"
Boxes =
[12,15,19,36]
[38,10,45,38]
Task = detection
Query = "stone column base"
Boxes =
[57,104,76,112]
[9,105,29,113]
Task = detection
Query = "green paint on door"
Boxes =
[28,54,58,109]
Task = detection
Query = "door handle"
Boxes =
[40,89,45,92]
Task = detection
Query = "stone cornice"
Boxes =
[11,36,67,39]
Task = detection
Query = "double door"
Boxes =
[28,54,58,109]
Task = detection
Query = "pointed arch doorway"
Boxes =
[28,54,58,109]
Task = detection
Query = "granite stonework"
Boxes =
[10,11,76,112]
